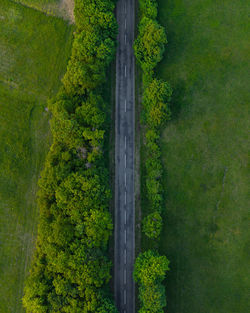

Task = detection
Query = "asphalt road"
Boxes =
[114,0,135,312]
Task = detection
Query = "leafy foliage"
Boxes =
[134,0,171,311]
[142,211,162,238]
[23,0,118,312]
[134,250,170,312]
[134,17,167,74]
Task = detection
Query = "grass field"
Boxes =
[12,0,74,21]
[157,0,250,312]
[0,1,73,312]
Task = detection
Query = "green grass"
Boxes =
[12,0,59,13]
[0,1,73,312]
[156,0,250,312]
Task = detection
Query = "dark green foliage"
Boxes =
[23,1,118,312]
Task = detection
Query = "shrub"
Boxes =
[142,211,162,238]
[143,78,172,128]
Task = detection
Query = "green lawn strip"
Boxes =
[157,0,249,312]
[0,1,73,312]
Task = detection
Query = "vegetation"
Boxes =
[134,250,169,312]
[0,1,73,312]
[134,0,171,311]
[157,0,250,312]
[22,0,118,312]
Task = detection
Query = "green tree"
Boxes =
[134,17,167,73]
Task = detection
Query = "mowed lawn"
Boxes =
[157,0,249,312]
[0,1,73,312]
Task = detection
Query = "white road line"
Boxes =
[125,192,127,206]
[124,268,127,285]
[125,229,127,244]
[124,249,127,264]
[125,99,127,112]
[124,289,127,305]
[125,154,127,168]
[125,135,127,150]
[125,172,126,187]
[125,65,127,77]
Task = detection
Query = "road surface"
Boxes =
[114,0,135,312]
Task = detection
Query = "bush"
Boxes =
[142,211,162,238]
[143,78,172,129]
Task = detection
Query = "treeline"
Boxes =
[134,0,171,312]
[23,1,118,312]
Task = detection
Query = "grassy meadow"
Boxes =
[12,0,74,21]
[156,0,250,312]
[0,0,73,312]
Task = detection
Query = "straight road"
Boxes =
[114,0,135,312]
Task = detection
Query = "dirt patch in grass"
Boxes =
[59,0,74,23]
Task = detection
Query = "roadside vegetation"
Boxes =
[134,0,171,311]
[23,0,118,312]
[157,0,250,312]
[0,0,73,312]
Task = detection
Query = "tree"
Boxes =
[134,17,167,73]
[134,250,169,286]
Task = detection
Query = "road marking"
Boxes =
[125,154,127,168]
[124,269,127,285]
[124,249,127,264]
[125,209,127,221]
[124,289,127,305]
[125,229,127,244]
[125,135,127,150]
[125,172,126,187]
[125,99,127,112]
[125,192,127,206]
[125,65,127,77]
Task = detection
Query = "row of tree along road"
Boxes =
[23,0,119,312]
[133,0,171,312]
